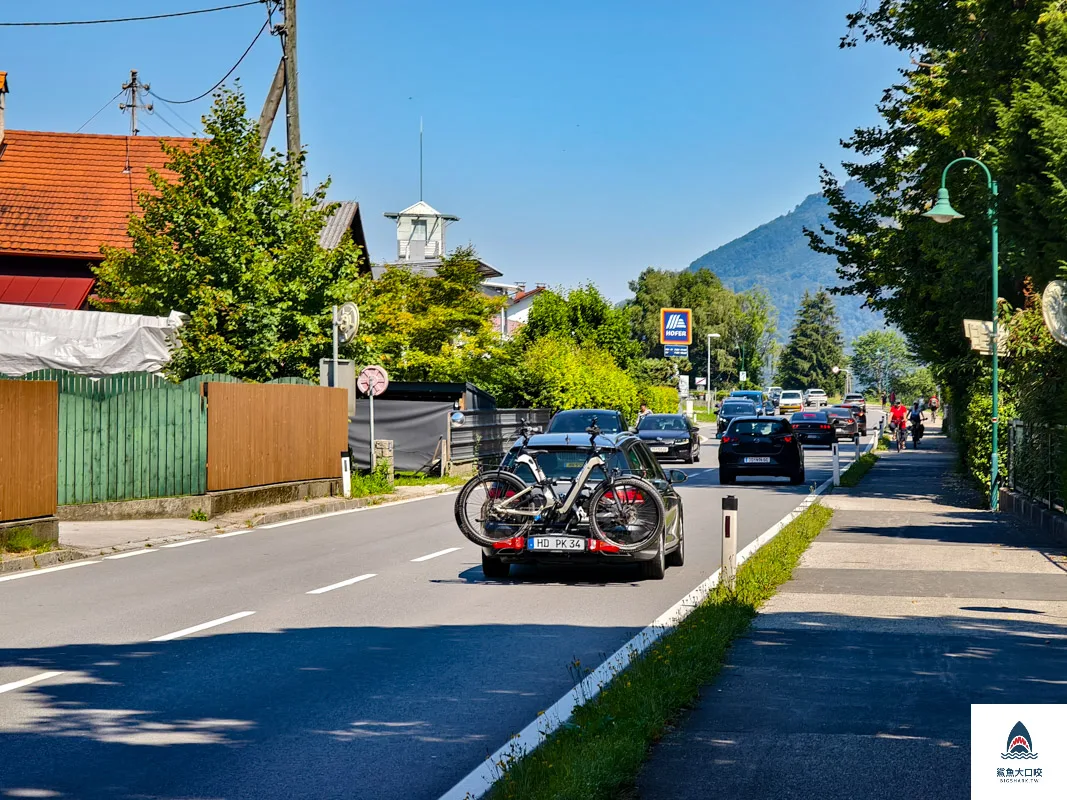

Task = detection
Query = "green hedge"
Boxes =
[641,385,679,413]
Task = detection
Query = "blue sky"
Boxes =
[0,1,903,299]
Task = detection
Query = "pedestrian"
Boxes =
[890,390,896,406]
[881,391,887,408]
[929,394,939,421]
[637,403,652,424]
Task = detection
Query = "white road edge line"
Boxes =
[105,549,157,560]
[306,573,377,595]
[411,547,461,563]
[258,491,460,529]
[0,560,98,584]
[214,530,252,538]
[161,539,207,548]
[437,431,876,800]
[150,611,255,642]
[0,670,65,696]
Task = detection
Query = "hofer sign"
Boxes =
[660,308,692,345]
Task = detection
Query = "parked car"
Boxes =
[491,432,686,580]
[843,392,867,411]
[546,408,627,434]
[718,416,805,484]
[717,398,758,437]
[826,405,859,439]
[790,410,835,447]
[635,413,701,463]
[838,402,867,435]
[779,390,804,414]
[729,390,773,415]
[804,388,828,407]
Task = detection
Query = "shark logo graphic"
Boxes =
[1002,721,1039,760]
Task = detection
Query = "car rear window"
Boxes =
[547,411,622,433]
[721,402,754,413]
[503,447,627,482]
[792,412,827,421]
[638,415,689,432]
[827,407,853,418]
[730,420,789,436]
[781,392,802,401]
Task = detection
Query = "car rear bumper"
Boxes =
[483,537,662,564]
[796,432,835,446]
[645,442,694,460]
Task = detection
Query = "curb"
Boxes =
[0,548,89,575]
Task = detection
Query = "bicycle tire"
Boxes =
[587,476,665,552]
[454,471,540,547]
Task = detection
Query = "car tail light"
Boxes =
[492,536,526,550]
[782,435,793,443]
[821,424,832,430]
[603,488,645,504]
[487,487,517,500]
[588,539,620,553]
[721,435,733,443]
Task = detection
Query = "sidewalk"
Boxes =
[637,423,1067,800]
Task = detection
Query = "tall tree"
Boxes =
[94,88,364,381]
[776,290,846,393]
[849,330,913,394]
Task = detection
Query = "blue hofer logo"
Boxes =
[660,308,692,345]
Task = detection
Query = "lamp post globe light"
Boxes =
[923,156,1000,510]
[706,332,721,413]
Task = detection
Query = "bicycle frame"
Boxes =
[494,451,608,519]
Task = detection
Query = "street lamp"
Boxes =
[706,332,721,413]
[832,365,853,394]
[924,156,1000,510]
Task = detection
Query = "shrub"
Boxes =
[641,385,679,413]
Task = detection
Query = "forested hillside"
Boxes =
[687,181,882,345]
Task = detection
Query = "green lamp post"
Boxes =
[924,157,1000,511]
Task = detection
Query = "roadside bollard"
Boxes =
[854,434,861,463]
[341,450,352,498]
[721,495,738,592]
[832,442,841,487]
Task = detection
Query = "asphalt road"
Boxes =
[0,414,881,800]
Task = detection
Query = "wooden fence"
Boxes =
[0,381,58,521]
[4,370,322,505]
[206,382,348,491]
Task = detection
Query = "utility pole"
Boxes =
[119,69,152,137]
[283,0,301,201]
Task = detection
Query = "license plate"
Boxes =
[528,536,586,551]
[650,446,669,453]
[744,457,771,464]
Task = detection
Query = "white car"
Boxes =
[805,388,828,407]
[843,392,867,410]
[779,390,804,413]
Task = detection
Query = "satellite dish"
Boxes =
[1043,280,1067,346]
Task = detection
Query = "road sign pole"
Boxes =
[721,495,738,592]
[331,305,339,388]
[369,376,376,472]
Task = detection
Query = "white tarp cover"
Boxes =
[0,304,183,376]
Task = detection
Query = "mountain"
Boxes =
[688,181,883,346]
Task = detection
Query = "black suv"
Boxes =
[718,416,805,484]
[634,413,701,463]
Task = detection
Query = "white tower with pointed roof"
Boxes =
[383,201,459,263]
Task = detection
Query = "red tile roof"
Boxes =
[0,129,192,260]
[511,286,546,304]
[0,275,94,309]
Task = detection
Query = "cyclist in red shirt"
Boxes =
[890,400,908,430]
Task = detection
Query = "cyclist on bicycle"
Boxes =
[889,400,908,431]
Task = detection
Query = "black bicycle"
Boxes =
[454,418,665,552]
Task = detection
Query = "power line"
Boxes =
[148,20,268,104]
[0,1,262,27]
[75,89,125,132]
[152,101,201,135]
[149,105,191,137]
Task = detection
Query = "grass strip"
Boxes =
[839,452,879,487]
[487,501,834,800]
[393,472,468,488]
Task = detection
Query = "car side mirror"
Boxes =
[668,469,689,484]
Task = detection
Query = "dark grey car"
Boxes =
[635,413,701,463]
[716,399,758,437]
